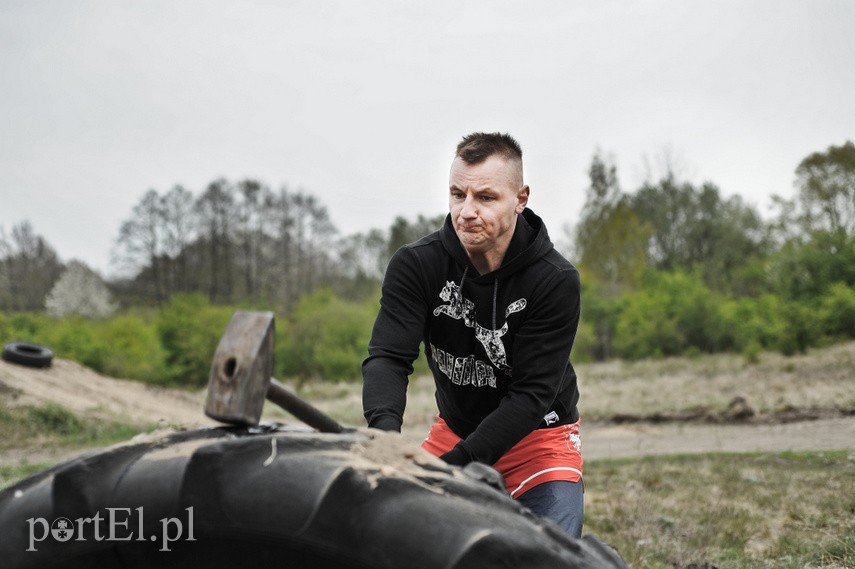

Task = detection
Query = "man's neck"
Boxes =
[467,251,502,276]
[466,226,516,275]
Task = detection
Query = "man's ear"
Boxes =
[516,185,530,213]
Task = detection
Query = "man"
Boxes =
[362,132,584,536]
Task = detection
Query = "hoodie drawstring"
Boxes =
[492,279,498,332]
[458,266,469,298]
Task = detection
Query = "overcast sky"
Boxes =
[2,0,853,277]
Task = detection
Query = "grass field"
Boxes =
[0,400,156,489]
[586,451,855,568]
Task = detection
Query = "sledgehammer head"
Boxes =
[204,310,275,426]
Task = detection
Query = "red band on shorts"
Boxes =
[421,417,583,498]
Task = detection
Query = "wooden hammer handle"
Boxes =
[267,378,344,434]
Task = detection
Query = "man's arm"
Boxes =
[362,247,428,432]
[441,268,580,465]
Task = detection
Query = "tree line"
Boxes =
[0,141,852,384]
[0,179,443,313]
[109,179,448,311]
[572,141,855,360]
[113,180,338,309]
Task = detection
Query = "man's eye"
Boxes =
[480,195,495,201]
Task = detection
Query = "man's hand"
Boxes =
[439,445,470,466]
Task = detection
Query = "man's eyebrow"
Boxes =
[450,185,496,193]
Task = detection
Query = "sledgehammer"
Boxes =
[204,310,344,433]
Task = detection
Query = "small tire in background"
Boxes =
[1,342,54,368]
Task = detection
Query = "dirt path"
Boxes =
[581,416,855,460]
[2,357,853,470]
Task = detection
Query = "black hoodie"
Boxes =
[362,208,581,466]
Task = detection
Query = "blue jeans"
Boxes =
[517,480,584,538]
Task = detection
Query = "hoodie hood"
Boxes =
[439,208,555,281]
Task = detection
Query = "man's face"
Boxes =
[449,154,529,257]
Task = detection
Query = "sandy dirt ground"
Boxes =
[0,358,213,428]
[2,357,854,469]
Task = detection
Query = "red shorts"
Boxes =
[421,417,583,498]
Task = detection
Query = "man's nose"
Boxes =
[460,195,477,219]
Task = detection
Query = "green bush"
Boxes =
[717,294,826,356]
[279,290,375,381]
[768,233,855,300]
[613,291,682,359]
[570,319,596,364]
[577,281,623,361]
[820,283,855,339]
[0,310,169,384]
[42,317,110,371]
[2,270,846,382]
[155,294,235,387]
[578,258,848,361]
[1,292,382,385]
[653,270,726,352]
[612,271,724,359]
[0,312,50,345]
[741,340,762,364]
[94,314,166,382]
[718,296,785,352]
[777,299,822,355]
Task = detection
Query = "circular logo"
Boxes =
[51,517,75,542]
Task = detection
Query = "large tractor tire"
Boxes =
[0,425,627,568]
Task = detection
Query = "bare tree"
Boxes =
[0,221,63,311]
[160,185,196,293]
[292,191,337,293]
[0,226,10,309]
[266,188,339,310]
[195,178,236,302]
[234,179,277,302]
[386,214,445,261]
[337,229,388,282]
[114,189,167,301]
[268,187,297,309]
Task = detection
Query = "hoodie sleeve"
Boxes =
[442,267,581,466]
[362,247,428,432]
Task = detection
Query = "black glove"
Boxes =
[439,444,471,466]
